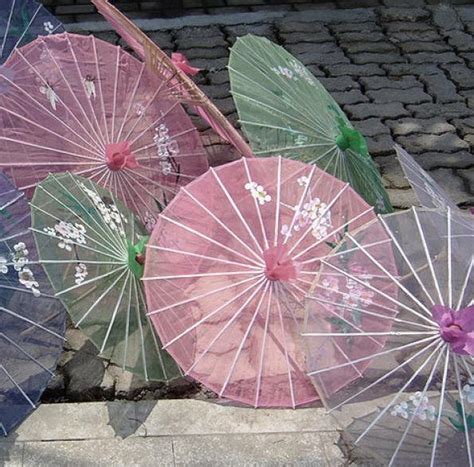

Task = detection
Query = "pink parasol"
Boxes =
[0,32,208,229]
[91,0,254,158]
[143,156,377,408]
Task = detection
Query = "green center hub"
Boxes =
[333,112,368,157]
[127,235,149,279]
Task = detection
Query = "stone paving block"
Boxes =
[199,84,230,99]
[299,50,350,66]
[429,168,474,204]
[305,64,326,77]
[382,63,441,76]
[451,117,474,136]
[366,88,431,104]
[344,102,409,120]
[208,69,230,85]
[419,73,463,104]
[349,52,405,64]
[384,21,434,33]
[286,42,341,55]
[340,41,397,54]
[190,56,228,71]
[330,22,381,34]
[278,21,327,34]
[354,118,390,138]
[442,63,474,90]
[225,23,276,43]
[398,41,451,53]
[332,90,368,106]
[183,46,229,60]
[319,76,360,92]
[360,75,422,90]
[175,25,222,41]
[416,152,474,170]
[377,156,409,189]
[176,34,228,49]
[446,31,474,53]
[326,63,385,77]
[367,134,396,156]
[386,187,419,208]
[382,0,425,6]
[386,117,456,136]
[459,168,474,196]
[378,7,430,22]
[387,30,442,43]
[172,432,343,466]
[22,438,174,466]
[407,52,463,65]
[147,31,174,49]
[335,31,386,43]
[213,96,236,115]
[407,102,474,118]
[430,4,464,31]
[396,133,469,154]
[280,31,333,45]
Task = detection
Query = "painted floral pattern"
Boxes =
[40,82,58,110]
[0,242,41,297]
[154,123,180,176]
[391,392,436,422]
[75,263,88,285]
[271,60,316,86]
[43,21,55,34]
[43,221,86,251]
[245,181,271,205]
[80,182,128,236]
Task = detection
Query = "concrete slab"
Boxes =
[136,399,336,437]
[21,438,174,466]
[0,400,345,465]
[172,432,342,466]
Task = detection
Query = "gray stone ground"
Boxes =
[0,400,344,466]
[42,1,474,405]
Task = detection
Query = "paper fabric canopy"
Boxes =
[143,156,376,408]
[1,0,63,64]
[303,208,473,466]
[0,172,66,436]
[396,145,471,213]
[0,32,208,229]
[30,173,181,382]
[228,34,393,214]
[91,0,254,158]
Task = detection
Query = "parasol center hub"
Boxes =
[263,244,299,282]
[127,236,149,279]
[105,141,139,171]
[335,133,350,151]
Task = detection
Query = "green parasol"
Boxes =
[30,172,180,381]
[228,34,393,214]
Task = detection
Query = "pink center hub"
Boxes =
[105,141,139,171]
[263,244,299,282]
[432,304,474,355]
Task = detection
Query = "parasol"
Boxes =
[91,0,254,158]
[396,144,471,214]
[303,207,473,465]
[143,156,377,408]
[0,171,66,436]
[228,34,393,214]
[30,172,181,382]
[1,0,63,65]
[0,32,208,229]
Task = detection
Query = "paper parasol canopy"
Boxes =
[91,0,254,158]
[0,171,66,436]
[228,34,393,214]
[303,207,473,466]
[30,172,181,382]
[0,32,208,229]
[1,0,63,64]
[143,156,377,408]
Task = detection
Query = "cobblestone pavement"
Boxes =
[39,2,474,403]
